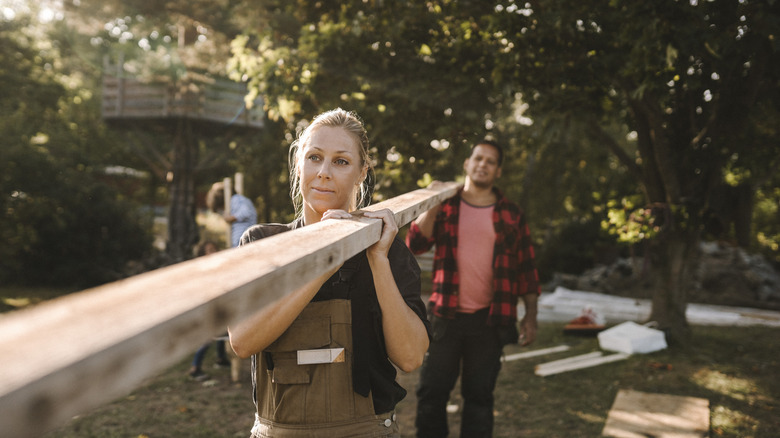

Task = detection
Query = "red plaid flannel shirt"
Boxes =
[406,188,540,326]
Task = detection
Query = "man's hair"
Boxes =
[470,139,504,166]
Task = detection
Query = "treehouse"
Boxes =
[101,60,265,261]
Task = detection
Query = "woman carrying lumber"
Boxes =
[228,108,431,437]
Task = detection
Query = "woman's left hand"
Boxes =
[363,208,398,258]
[322,208,397,257]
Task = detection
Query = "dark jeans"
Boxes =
[415,308,503,438]
[191,337,227,369]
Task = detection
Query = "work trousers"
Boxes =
[415,308,503,438]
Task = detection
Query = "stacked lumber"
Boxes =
[538,287,780,327]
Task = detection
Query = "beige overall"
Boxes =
[250,299,399,438]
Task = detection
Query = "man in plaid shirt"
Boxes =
[406,139,540,438]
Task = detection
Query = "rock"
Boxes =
[549,241,780,310]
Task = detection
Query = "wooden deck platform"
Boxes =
[102,75,264,129]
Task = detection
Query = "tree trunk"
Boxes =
[733,184,753,248]
[648,228,699,345]
[166,119,199,262]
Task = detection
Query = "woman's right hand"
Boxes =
[364,208,398,260]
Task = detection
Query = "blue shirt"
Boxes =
[230,194,257,247]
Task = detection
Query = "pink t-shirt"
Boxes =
[457,200,496,313]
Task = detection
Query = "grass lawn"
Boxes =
[34,321,779,438]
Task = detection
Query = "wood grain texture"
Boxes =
[602,389,709,437]
[0,182,459,437]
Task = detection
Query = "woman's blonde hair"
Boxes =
[289,108,374,220]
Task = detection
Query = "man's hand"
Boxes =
[518,315,538,346]
[412,181,456,238]
[519,293,539,346]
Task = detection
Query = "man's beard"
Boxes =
[470,176,494,190]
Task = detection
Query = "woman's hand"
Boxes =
[363,208,398,259]
[322,208,397,259]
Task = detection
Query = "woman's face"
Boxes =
[299,126,367,222]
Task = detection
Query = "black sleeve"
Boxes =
[239,223,292,246]
[389,237,432,340]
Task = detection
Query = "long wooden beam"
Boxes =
[501,344,571,362]
[0,182,459,437]
[534,352,630,377]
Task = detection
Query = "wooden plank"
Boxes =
[120,100,167,110]
[535,352,630,377]
[602,389,710,437]
[539,287,650,323]
[203,88,248,101]
[202,99,246,110]
[537,351,604,368]
[0,182,459,437]
[501,344,571,362]
[540,287,780,327]
[209,80,246,92]
[234,172,244,196]
[223,176,232,246]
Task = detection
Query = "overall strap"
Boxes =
[335,254,374,398]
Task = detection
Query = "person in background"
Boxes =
[406,139,541,438]
[228,108,430,437]
[206,181,258,248]
[187,183,257,381]
[187,240,230,380]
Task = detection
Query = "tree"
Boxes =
[491,0,780,341]
[228,1,512,198]
[493,103,639,279]
[61,0,274,260]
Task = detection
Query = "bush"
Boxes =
[1,144,153,288]
[535,218,624,282]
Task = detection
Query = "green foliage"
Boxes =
[228,0,506,198]
[490,1,780,329]
[1,14,153,287]
[603,196,664,244]
[508,0,780,210]
[65,0,242,78]
[534,217,618,279]
[2,145,153,287]
[754,185,780,265]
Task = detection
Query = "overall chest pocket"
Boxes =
[256,300,364,424]
[265,315,333,384]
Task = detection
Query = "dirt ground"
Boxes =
[40,345,458,437]
[42,320,780,438]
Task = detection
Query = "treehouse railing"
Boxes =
[102,69,265,129]
[0,183,459,437]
